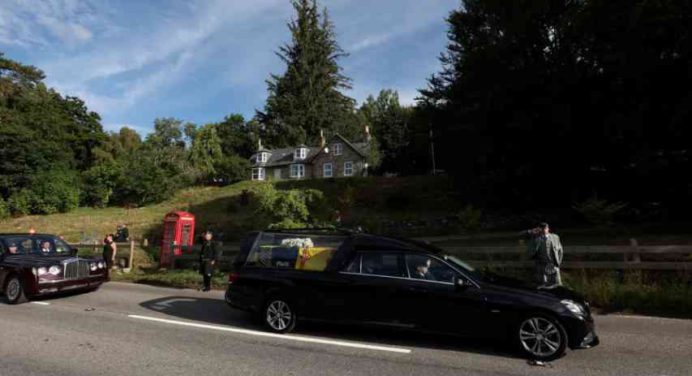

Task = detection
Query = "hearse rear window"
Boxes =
[244,233,346,271]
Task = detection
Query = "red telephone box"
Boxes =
[159,211,195,268]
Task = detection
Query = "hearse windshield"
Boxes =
[244,232,347,271]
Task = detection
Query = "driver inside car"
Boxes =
[410,258,436,280]
[8,242,19,254]
[39,241,52,254]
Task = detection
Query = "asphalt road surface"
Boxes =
[0,282,690,376]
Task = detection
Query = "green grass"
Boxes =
[111,269,227,290]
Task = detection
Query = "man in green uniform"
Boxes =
[198,230,219,292]
[527,223,563,286]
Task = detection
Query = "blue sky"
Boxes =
[0,0,457,135]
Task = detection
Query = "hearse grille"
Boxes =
[64,260,90,280]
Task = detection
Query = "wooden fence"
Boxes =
[157,238,692,271]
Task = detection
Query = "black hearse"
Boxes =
[225,229,598,360]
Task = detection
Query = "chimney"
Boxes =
[320,129,326,148]
[364,124,371,142]
[258,137,263,151]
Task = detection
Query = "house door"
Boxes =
[274,169,282,180]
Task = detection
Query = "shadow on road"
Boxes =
[139,295,521,359]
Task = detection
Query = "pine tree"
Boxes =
[258,0,357,148]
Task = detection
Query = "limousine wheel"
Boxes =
[4,276,27,304]
[517,315,567,361]
[263,298,296,333]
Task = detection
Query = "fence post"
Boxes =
[126,240,135,272]
[628,238,641,263]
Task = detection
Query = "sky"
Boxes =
[0,0,458,135]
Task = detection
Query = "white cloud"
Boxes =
[0,0,103,46]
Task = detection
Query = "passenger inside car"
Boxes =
[410,258,436,280]
[39,240,52,254]
[8,242,19,254]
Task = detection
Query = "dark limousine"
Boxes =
[0,233,108,304]
[225,229,599,360]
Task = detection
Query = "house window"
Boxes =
[290,164,305,179]
[259,152,270,163]
[323,163,333,178]
[343,161,354,176]
[294,147,307,160]
[252,168,265,181]
[333,143,343,156]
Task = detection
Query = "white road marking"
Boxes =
[128,314,412,354]
[151,298,196,310]
[31,301,50,306]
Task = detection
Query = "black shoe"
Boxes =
[202,287,211,292]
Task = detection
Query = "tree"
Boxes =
[190,124,223,180]
[420,0,692,214]
[258,0,358,147]
[216,114,257,158]
[359,90,414,173]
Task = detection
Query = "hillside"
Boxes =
[0,176,462,243]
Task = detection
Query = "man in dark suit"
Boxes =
[198,230,219,292]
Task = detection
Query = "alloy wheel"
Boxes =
[266,300,293,332]
[6,278,21,302]
[519,317,563,358]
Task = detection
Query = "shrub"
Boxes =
[0,197,9,219]
[214,155,251,185]
[252,184,326,228]
[457,205,482,233]
[28,171,80,214]
[573,197,628,226]
[81,162,122,207]
[8,190,31,216]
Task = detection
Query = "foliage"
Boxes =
[0,197,8,219]
[189,124,223,181]
[258,0,359,147]
[573,197,628,226]
[359,90,413,173]
[457,205,482,233]
[419,0,692,215]
[81,162,122,208]
[252,184,326,228]
[214,155,251,185]
[215,114,258,159]
[7,190,31,216]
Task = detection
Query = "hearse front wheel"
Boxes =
[517,315,567,361]
[263,298,296,333]
[4,276,27,304]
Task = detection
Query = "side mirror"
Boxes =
[71,248,79,256]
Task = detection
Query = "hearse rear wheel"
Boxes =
[263,298,296,334]
[4,276,27,304]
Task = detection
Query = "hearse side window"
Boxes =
[3,237,33,255]
[360,252,406,278]
[343,254,361,273]
[405,254,457,283]
[244,232,346,271]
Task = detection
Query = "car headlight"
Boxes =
[97,261,105,269]
[48,265,62,275]
[561,299,587,316]
[90,262,97,271]
[36,267,48,276]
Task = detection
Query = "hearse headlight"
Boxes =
[36,267,48,276]
[90,262,98,271]
[561,299,586,316]
[97,261,105,269]
[48,265,62,276]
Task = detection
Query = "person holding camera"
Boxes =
[525,223,563,287]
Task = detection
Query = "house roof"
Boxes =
[253,134,369,167]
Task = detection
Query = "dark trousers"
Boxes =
[203,274,211,290]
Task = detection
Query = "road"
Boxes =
[0,282,690,376]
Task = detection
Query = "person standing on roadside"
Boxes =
[103,234,117,269]
[527,223,563,286]
[198,230,219,292]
